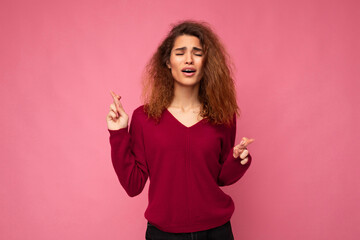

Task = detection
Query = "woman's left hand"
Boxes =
[233,137,255,165]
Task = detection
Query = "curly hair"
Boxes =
[141,20,240,126]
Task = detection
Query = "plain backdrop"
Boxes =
[1,0,359,239]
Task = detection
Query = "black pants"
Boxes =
[145,221,234,240]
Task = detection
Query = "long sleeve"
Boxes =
[108,109,148,197]
[217,115,252,186]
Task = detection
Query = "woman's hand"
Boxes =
[233,137,255,165]
[106,90,129,130]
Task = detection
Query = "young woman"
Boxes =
[106,20,254,240]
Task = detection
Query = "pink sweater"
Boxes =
[108,105,252,233]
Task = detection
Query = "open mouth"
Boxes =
[181,68,196,76]
[182,69,196,77]
[181,69,196,73]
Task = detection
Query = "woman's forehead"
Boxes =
[173,35,202,48]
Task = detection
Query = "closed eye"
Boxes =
[175,53,202,56]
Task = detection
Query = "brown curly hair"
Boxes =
[141,20,240,126]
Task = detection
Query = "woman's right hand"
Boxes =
[106,90,129,130]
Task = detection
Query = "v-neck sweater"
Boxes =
[108,105,252,233]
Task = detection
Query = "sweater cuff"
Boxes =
[108,126,128,135]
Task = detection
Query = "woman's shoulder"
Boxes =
[131,105,162,129]
[132,105,154,123]
[133,105,145,114]
[211,113,237,139]
[132,105,147,119]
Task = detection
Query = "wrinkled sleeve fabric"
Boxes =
[217,115,252,186]
[108,109,148,197]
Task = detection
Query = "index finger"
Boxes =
[110,90,120,101]
[110,90,122,104]
[110,90,122,111]
[240,137,255,148]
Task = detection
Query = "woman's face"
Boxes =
[167,35,204,87]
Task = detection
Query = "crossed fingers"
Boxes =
[233,137,255,165]
[110,90,122,118]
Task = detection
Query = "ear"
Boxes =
[166,60,171,69]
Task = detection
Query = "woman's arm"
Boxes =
[107,91,148,197]
[108,110,148,197]
[217,116,253,186]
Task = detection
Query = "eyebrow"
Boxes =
[174,47,203,51]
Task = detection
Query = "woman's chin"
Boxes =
[173,78,201,87]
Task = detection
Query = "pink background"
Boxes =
[1,0,359,239]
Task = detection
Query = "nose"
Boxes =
[185,53,193,64]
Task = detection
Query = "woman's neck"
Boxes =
[169,82,202,112]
